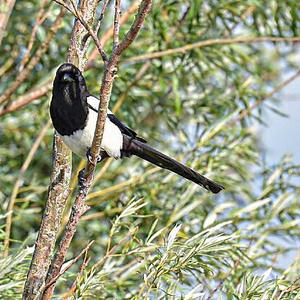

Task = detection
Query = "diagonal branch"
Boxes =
[0,82,52,117]
[115,0,152,56]
[89,0,152,166]
[0,9,65,105]
[42,240,94,293]
[124,36,300,63]
[0,1,140,117]
[54,0,109,63]
[18,0,50,72]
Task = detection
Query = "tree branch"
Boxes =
[18,0,50,72]
[54,0,109,63]
[42,0,152,297]
[0,9,65,105]
[42,241,94,294]
[124,36,300,63]
[86,0,140,68]
[95,0,110,35]
[0,0,16,46]
[22,134,72,300]
[23,1,99,298]
[0,1,141,117]
[115,0,152,56]
[0,82,52,117]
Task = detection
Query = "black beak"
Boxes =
[62,73,74,83]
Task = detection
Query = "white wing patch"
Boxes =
[61,96,123,159]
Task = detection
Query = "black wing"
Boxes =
[87,95,147,143]
[107,114,147,143]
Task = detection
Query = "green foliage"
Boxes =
[0,243,33,298]
[1,0,300,298]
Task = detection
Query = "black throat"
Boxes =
[50,64,89,136]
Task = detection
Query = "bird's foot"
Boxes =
[78,168,87,188]
[86,148,102,164]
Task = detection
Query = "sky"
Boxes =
[260,76,300,165]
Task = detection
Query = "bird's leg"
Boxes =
[86,148,102,164]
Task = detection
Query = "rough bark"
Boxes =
[23,1,98,299]
[22,135,72,300]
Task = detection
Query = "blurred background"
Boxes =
[261,75,300,165]
[0,0,300,298]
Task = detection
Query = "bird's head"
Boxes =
[53,63,89,106]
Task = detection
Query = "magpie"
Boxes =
[50,63,224,193]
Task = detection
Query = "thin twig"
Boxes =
[124,36,300,63]
[81,207,122,221]
[43,241,94,292]
[92,227,138,271]
[52,0,72,13]
[87,0,140,68]
[18,0,50,72]
[4,120,51,256]
[231,68,300,124]
[95,0,110,35]
[113,0,121,50]
[54,0,109,63]
[62,253,91,299]
[0,52,17,77]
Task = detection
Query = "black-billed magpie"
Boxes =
[50,63,224,193]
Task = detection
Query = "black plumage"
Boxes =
[50,64,89,135]
[50,63,224,193]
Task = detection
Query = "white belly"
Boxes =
[60,109,123,159]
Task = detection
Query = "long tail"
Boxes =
[123,137,224,194]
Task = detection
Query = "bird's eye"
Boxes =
[62,73,75,83]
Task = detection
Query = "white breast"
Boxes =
[60,103,123,159]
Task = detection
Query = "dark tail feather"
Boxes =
[123,137,224,194]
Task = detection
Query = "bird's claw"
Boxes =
[86,148,102,164]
